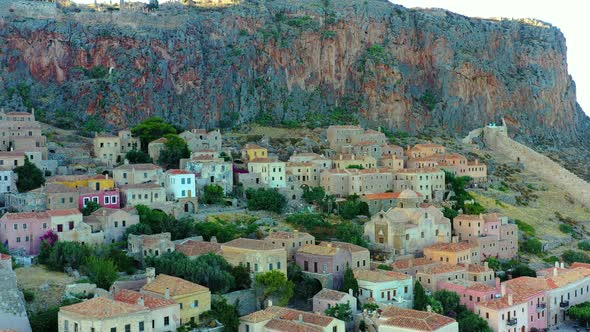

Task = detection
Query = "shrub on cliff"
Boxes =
[131,117,177,151]
[14,157,45,192]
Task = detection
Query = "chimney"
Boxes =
[555,261,559,268]
[349,288,353,297]
[553,267,558,277]
[138,296,144,306]
[484,261,489,270]
[560,262,565,269]
[339,154,343,160]
[165,287,170,299]
[451,236,458,243]
[508,294,513,306]
[298,314,304,322]
[267,299,273,307]
[145,267,155,284]
[426,305,432,313]
[501,283,506,296]
[210,236,218,244]
[124,159,130,165]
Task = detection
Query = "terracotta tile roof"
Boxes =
[503,277,545,299]
[115,163,163,171]
[331,154,373,161]
[176,240,221,256]
[421,264,466,275]
[286,161,315,167]
[463,264,490,273]
[222,238,283,251]
[297,244,340,256]
[149,137,168,144]
[91,208,128,217]
[318,241,368,254]
[266,231,313,240]
[264,318,323,332]
[482,213,504,223]
[139,233,172,247]
[412,143,446,149]
[115,289,177,309]
[453,214,483,221]
[0,253,11,261]
[45,209,82,217]
[478,294,527,310]
[142,274,209,296]
[60,297,147,319]
[244,144,265,150]
[248,158,281,163]
[0,151,25,157]
[380,306,456,331]
[354,269,411,283]
[313,289,349,301]
[395,167,443,174]
[0,211,49,220]
[364,192,402,200]
[30,183,77,194]
[544,267,590,289]
[166,169,193,175]
[241,306,335,326]
[391,257,439,270]
[353,141,378,146]
[571,262,590,269]
[425,242,477,253]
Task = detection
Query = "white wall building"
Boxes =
[248,158,286,188]
[165,170,196,200]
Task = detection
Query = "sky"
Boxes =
[392,0,589,116]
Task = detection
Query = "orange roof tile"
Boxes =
[264,319,323,332]
[222,238,282,251]
[142,274,209,297]
[45,209,82,217]
[380,306,456,331]
[421,264,466,275]
[115,289,177,309]
[0,253,11,261]
[313,289,350,301]
[354,269,411,282]
[176,240,221,257]
[425,242,477,253]
[318,241,368,254]
[391,257,439,270]
[241,306,335,326]
[297,244,340,256]
[266,231,313,240]
[364,192,402,200]
[60,297,147,319]
[166,169,193,175]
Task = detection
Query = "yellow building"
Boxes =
[141,274,211,325]
[423,241,481,265]
[221,238,287,275]
[49,174,115,191]
[242,144,267,161]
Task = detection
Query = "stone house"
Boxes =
[355,269,414,308]
[0,109,46,155]
[182,156,233,194]
[380,154,405,171]
[113,163,164,187]
[141,273,211,326]
[476,292,528,332]
[453,213,518,260]
[363,191,451,255]
[318,241,370,270]
[390,257,442,277]
[393,167,446,201]
[164,169,196,200]
[312,288,357,317]
[114,289,181,331]
[347,141,383,160]
[0,151,25,170]
[326,125,364,151]
[58,296,168,332]
[239,305,345,332]
[128,233,175,259]
[423,241,481,265]
[295,244,350,290]
[361,192,407,216]
[0,211,50,255]
[416,264,467,293]
[148,137,168,162]
[501,277,548,331]
[220,238,287,274]
[285,161,321,187]
[179,129,222,152]
[0,170,16,205]
[331,153,377,170]
[382,144,405,158]
[92,130,139,166]
[175,239,221,258]
[241,143,267,161]
[372,305,458,332]
[47,209,103,246]
[263,230,315,261]
[120,183,166,208]
[288,152,333,170]
[464,262,495,285]
[438,279,499,311]
[31,183,78,211]
[84,208,139,244]
[405,143,447,158]
[246,158,286,188]
[4,191,47,212]
[320,168,393,198]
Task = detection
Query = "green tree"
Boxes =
[563,250,590,264]
[433,290,461,316]
[413,281,428,311]
[232,264,252,290]
[325,302,353,322]
[377,264,393,271]
[287,262,303,283]
[568,302,590,327]
[521,238,543,255]
[203,184,225,204]
[131,117,177,151]
[363,302,379,313]
[346,164,364,170]
[510,264,537,278]
[14,157,45,191]
[42,241,92,271]
[246,188,287,213]
[485,257,501,271]
[457,309,493,332]
[82,201,102,216]
[255,270,294,307]
[321,194,337,214]
[158,134,190,169]
[29,298,81,332]
[201,298,240,332]
[83,256,118,290]
[301,185,326,205]
[125,150,152,164]
[341,266,359,296]
[335,221,369,247]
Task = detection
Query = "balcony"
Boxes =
[560,301,570,309]
[507,318,518,326]
[536,303,546,311]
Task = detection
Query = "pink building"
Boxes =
[438,278,499,311]
[0,212,50,255]
[78,188,121,210]
[503,278,548,331]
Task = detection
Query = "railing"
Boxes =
[560,301,569,308]
[507,318,517,326]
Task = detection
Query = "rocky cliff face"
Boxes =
[0,0,589,147]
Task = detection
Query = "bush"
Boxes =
[125,150,152,164]
[203,184,225,205]
[83,256,118,290]
[579,241,590,251]
[23,289,35,302]
[521,238,543,255]
[515,219,536,237]
[246,188,287,213]
[377,264,392,271]
[562,250,590,265]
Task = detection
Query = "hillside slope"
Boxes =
[0,0,588,150]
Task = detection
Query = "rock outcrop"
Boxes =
[0,0,588,149]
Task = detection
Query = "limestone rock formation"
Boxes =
[0,0,588,150]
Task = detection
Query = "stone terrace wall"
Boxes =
[483,126,590,209]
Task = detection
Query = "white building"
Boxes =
[354,269,414,308]
[165,170,196,200]
[247,158,286,188]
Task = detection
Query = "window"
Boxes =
[112,196,118,204]
[123,173,127,179]
[125,325,131,332]
[16,237,21,243]
[269,263,273,271]
[104,196,110,205]
[180,303,183,309]
[64,320,69,332]
[69,221,74,230]
[277,261,281,270]
[111,328,116,332]
[164,316,170,326]
[13,224,17,230]
[122,220,126,227]
[255,263,259,272]
[114,221,118,228]
[192,300,199,308]
[139,322,144,332]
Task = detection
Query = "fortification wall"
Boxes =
[483,126,590,209]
